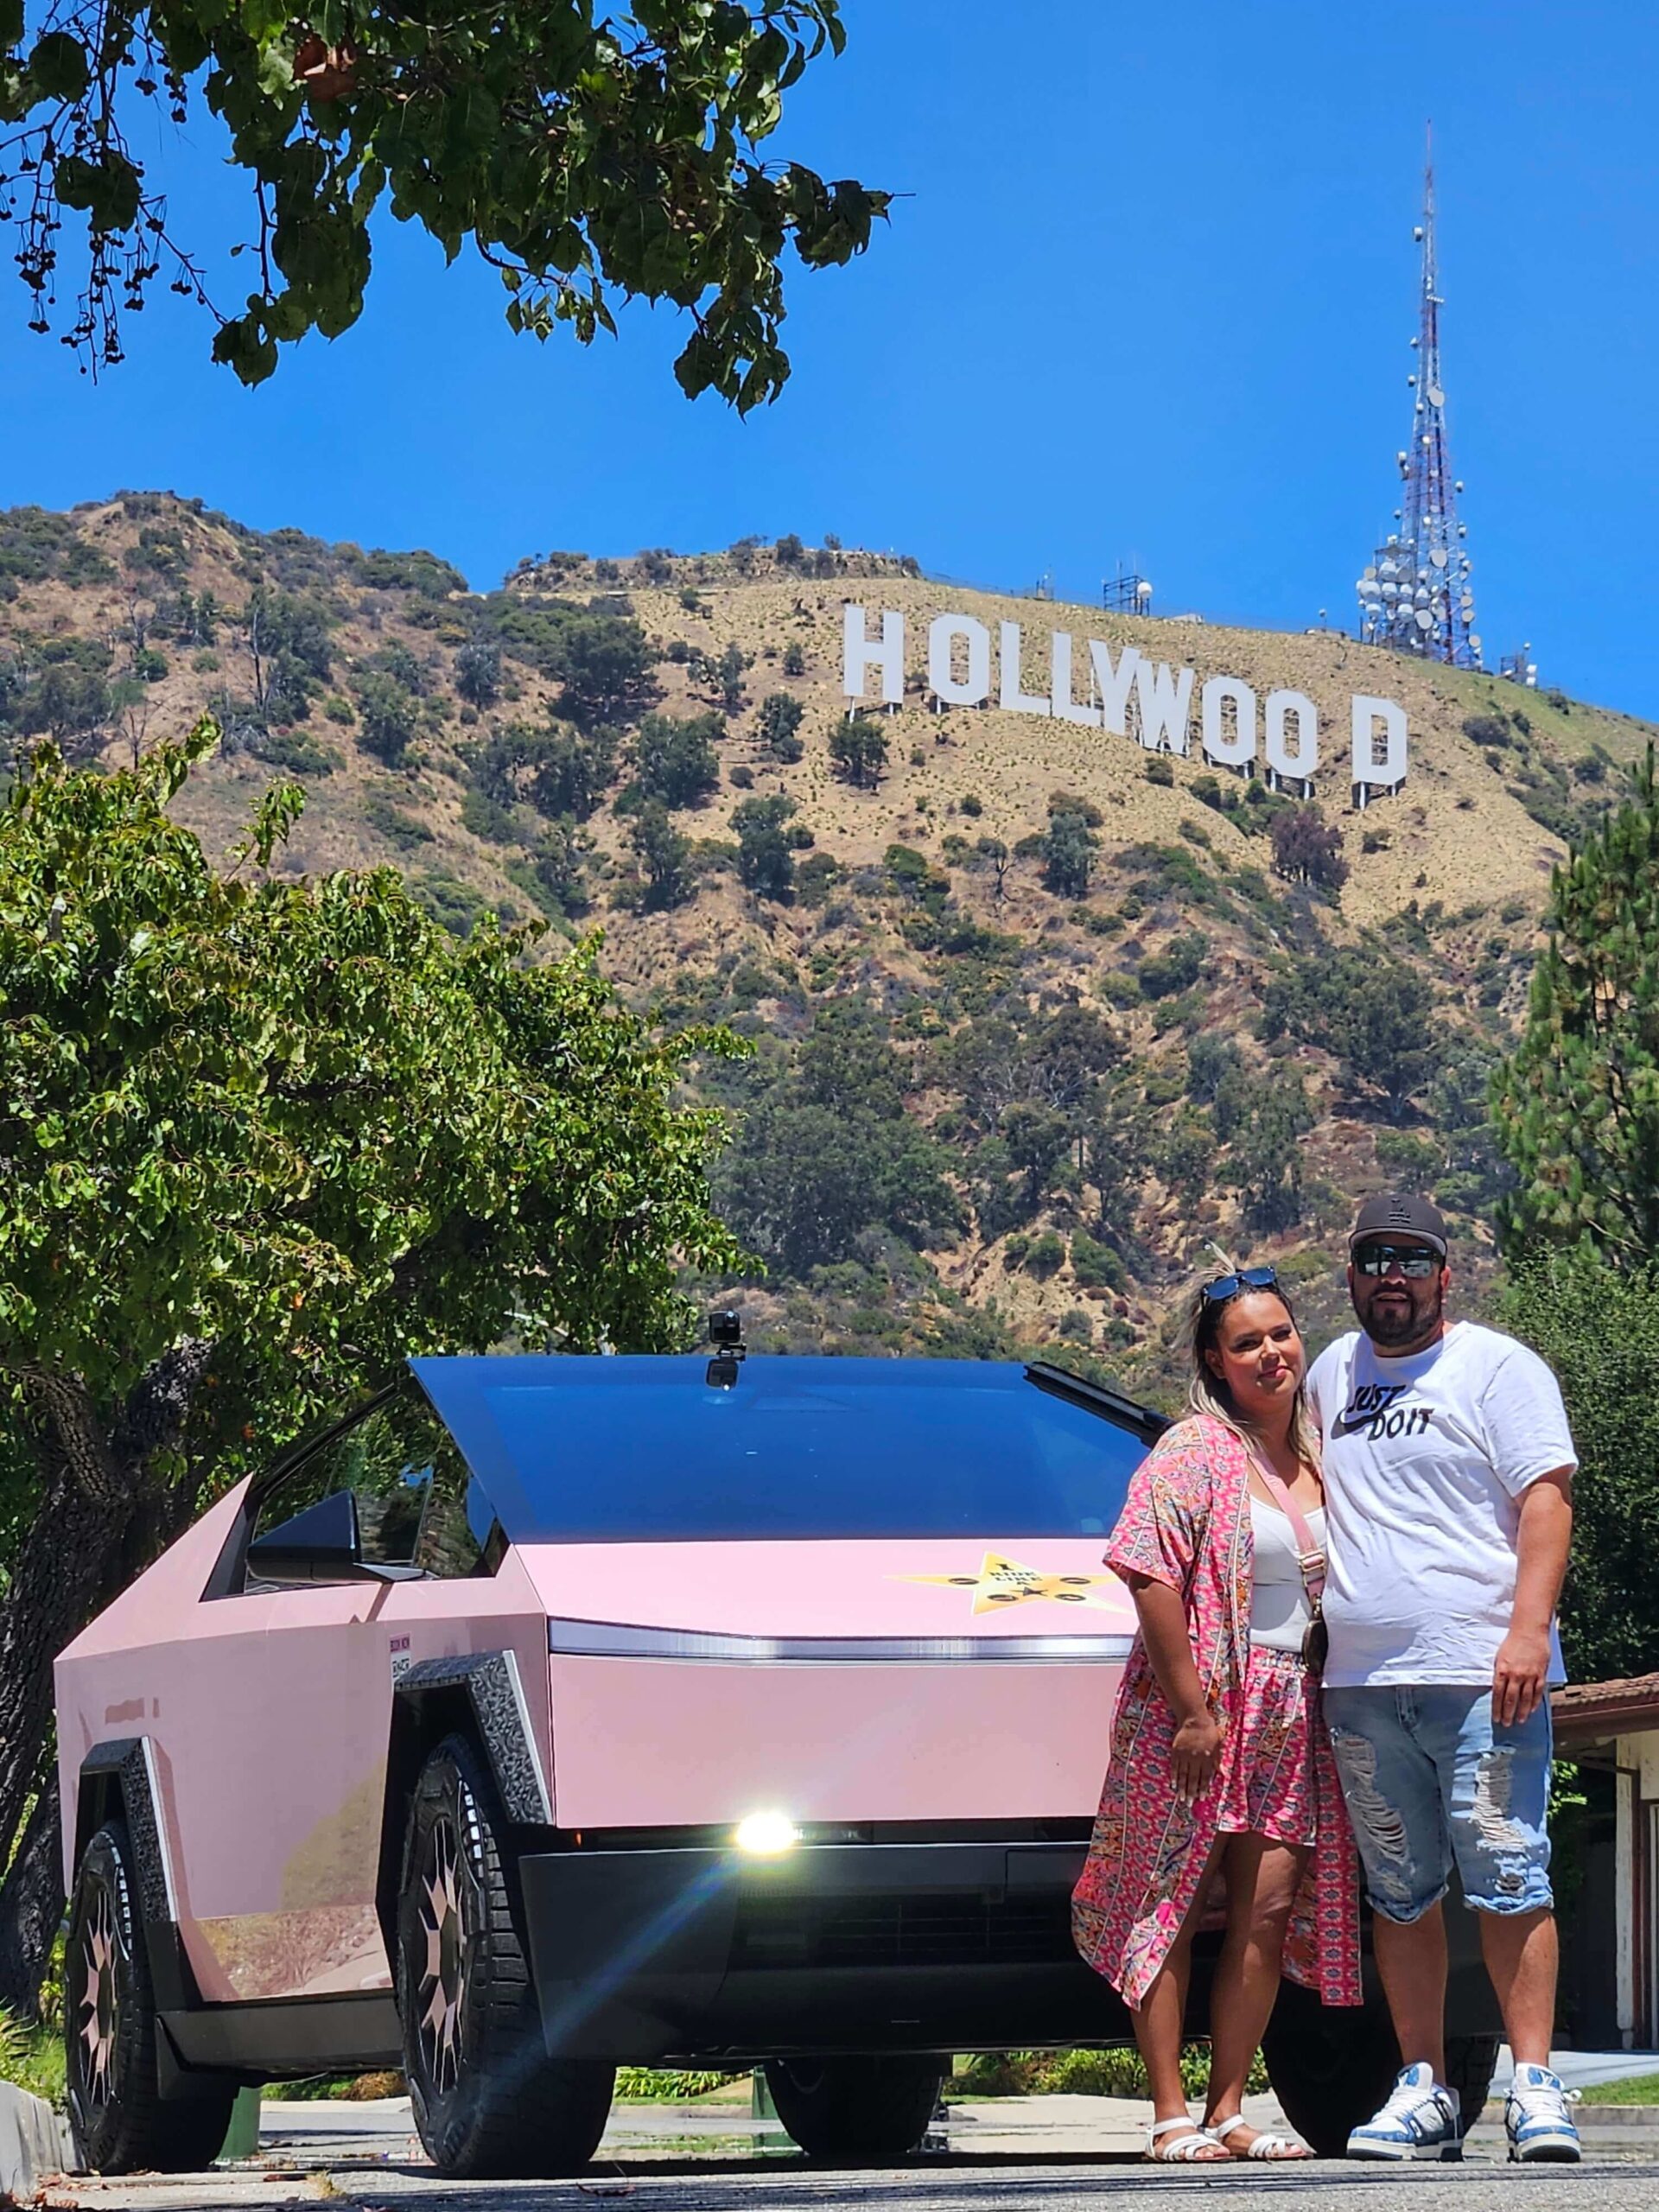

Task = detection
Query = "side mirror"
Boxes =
[245,1489,364,1585]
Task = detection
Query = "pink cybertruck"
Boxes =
[56,1328,1494,2176]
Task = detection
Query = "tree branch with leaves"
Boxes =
[0,0,889,391]
[0,720,745,2009]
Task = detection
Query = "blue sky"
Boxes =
[7,0,1657,718]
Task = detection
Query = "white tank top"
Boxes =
[1249,1496,1326,1652]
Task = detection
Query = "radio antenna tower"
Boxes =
[1356,127,1481,669]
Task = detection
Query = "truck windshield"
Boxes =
[412,1355,1150,1544]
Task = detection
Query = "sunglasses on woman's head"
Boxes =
[1199,1265,1279,1305]
[1354,1243,1440,1278]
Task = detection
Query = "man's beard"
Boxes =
[1363,1281,1444,1349]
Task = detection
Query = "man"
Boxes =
[1306,1192,1579,2164]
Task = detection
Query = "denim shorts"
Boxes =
[1322,1685,1554,1923]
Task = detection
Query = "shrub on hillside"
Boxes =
[1138,932,1209,1000]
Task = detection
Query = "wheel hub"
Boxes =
[417,1815,467,2094]
[79,1888,118,2112]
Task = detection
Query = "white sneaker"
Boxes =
[1505,2064,1582,2163]
[1347,2062,1463,2161]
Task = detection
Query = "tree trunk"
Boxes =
[0,1465,127,1880]
[0,1773,62,2020]
[0,1340,213,2012]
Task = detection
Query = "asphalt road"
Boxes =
[48,2152,1659,2212]
[46,2088,1659,2212]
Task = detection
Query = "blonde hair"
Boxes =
[1185,1268,1321,1469]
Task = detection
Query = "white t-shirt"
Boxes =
[1305,1320,1577,1688]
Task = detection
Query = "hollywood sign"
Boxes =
[841,605,1409,794]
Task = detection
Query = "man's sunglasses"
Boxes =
[1354,1243,1440,1279]
[1200,1264,1280,1305]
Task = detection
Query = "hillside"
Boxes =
[3,493,1651,1406]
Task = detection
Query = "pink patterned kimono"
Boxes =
[1071,1413,1361,2009]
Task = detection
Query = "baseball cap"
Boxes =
[1349,1192,1448,1257]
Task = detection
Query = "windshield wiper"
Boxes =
[1025,1361,1168,1443]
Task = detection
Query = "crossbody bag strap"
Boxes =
[1249,1453,1325,1607]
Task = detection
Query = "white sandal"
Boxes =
[1147,2115,1229,2162]
[1205,2112,1313,2161]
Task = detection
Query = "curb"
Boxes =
[0,2081,72,2203]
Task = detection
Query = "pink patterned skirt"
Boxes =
[1214,1645,1323,1846]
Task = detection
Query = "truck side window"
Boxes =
[244,1385,488,1587]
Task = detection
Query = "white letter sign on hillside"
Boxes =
[927,613,990,706]
[842,604,904,705]
[841,605,1409,795]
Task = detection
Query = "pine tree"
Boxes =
[1494,747,1659,1264]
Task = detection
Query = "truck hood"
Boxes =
[516,1537,1137,1649]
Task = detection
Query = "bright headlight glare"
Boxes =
[734,1810,800,1856]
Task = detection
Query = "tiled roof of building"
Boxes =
[1553,1673,1659,1741]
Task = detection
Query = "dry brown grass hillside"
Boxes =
[3,496,1650,1404]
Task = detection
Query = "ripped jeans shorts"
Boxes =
[1322,1685,1553,1923]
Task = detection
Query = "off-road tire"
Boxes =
[397,1732,614,2177]
[1262,1974,1401,2158]
[1444,2032,1500,2133]
[65,1822,236,2174]
[763,2055,944,2163]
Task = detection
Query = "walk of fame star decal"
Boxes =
[895,1552,1118,1615]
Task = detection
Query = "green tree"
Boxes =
[353,671,417,766]
[526,817,592,916]
[475,717,617,822]
[629,801,691,911]
[975,835,1013,904]
[635,711,722,809]
[454,633,502,709]
[718,1099,957,1278]
[556,614,657,729]
[1140,932,1209,1001]
[3,3,888,391]
[715,641,749,714]
[1502,1249,1659,1681]
[1493,751,1659,1262]
[1229,1069,1314,1232]
[1042,804,1097,898]
[0,726,741,2010]
[1159,1108,1212,1212]
[830,713,888,789]
[758,691,805,760]
[732,792,799,899]
[13,662,109,752]
[1264,944,1438,1120]
[782,641,807,677]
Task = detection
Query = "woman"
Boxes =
[1071,1264,1360,2161]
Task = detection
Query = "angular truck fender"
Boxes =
[73,1738,200,2022]
[376,1649,551,1950]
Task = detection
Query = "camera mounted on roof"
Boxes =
[706,1309,747,1389]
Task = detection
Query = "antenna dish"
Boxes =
[1430,550,1447,568]
[1427,385,1446,408]
[1414,225,1425,240]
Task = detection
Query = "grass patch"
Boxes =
[1580,2071,1659,2104]
[614,2067,746,2101]
[944,2044,1267,2101]
[0,2012,66,2106]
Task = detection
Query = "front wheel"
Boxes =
[763,2055,944,2163]
[1262,1975,1400,2158]
[65,1822,236,2174]
[397,1733,614,2177]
